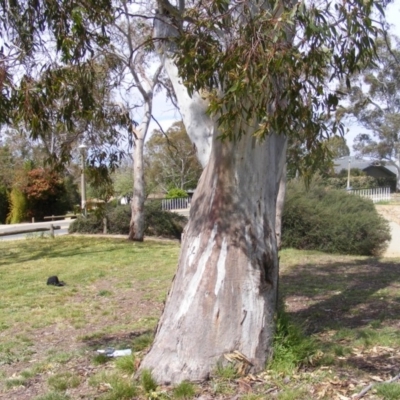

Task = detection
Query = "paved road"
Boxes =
[0,220,74,241]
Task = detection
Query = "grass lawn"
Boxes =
[1,235,400,399]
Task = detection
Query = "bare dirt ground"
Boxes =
[0,277,163,400]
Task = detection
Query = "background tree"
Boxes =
[344,35,400,190]
[7,164,72,222]
[101,1,175,241]
[112,158,134,202]
[24,168,69,221]
[145,121,202,193]
[326,136,350,159]
[139,0,385,383]
[287,136,350,181]
[1,0,131,204]
[0,127,82,222]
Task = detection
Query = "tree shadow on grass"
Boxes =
[0,238,127,266]
[0,236,175,267]
[281,256,400,376]
[280,257,400,334]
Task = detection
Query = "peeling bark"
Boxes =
[141,1,289,383]
[140,128,287,383]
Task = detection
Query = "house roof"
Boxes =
[333,156,397,176]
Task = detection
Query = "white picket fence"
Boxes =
[162,197,190,211]
[348,187,391,203]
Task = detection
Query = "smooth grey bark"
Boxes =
[127,58,162,241]
[163,57,213,168]
[129,135,146,241]
[275,163,287,249]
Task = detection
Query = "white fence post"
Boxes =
[162,197,190,211]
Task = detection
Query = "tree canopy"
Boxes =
[1,0,132,171]
[167,0,384,157]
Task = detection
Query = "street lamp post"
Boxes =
[79,144,88,217]
[346,156,351,190]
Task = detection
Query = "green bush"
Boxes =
[6,187,28,223]
[166,188,188,199]
[281,182,391,256]
[69,202,187,240]
[144,206,186,240]
[68,214,102,234]
[107,205,131,234]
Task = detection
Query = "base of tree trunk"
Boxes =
[139,133,286,384]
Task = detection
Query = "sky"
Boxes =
[148,0,400,151]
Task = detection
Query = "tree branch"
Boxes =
[353,373,400,399]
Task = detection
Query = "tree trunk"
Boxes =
[129,88,154,241]
[139,128,287,384]
[129,135,146,241]
[275,163,287,249]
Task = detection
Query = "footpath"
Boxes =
[383,221,400,258]
[376,205,400,258]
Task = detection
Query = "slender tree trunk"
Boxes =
[140,127,287,384]
[129,136,146,241]
[129,101,152,241]
[396,151,400,192]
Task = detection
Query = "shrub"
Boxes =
[166,188,188,199]
[107,205,131,234]
[6,187,28,223]
[69,202,187,239]
[68,214,102,234]
[281,182,391,256]
[144,206,186,240]
[0,185,9,224]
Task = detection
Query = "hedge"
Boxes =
[68,201,187,240]
[281,182,391,256]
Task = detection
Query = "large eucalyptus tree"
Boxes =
[0,0,387,384]
[138,0,386,384]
